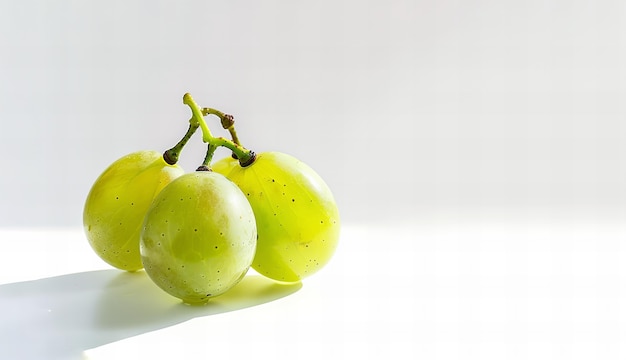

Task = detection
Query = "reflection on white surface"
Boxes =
[0,268,300,360]
[2,222,626,359]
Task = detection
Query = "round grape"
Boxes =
[213,151,340,283]
[83,150,184,271]
[140,171,257,304]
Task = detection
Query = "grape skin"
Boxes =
[212,152,340,283]
[83,150,184,271]
[140,172,257,304]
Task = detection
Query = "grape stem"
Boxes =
[163,120,199,165]
[183,93,256,167]
[202,108,241,146]
[196,143,217,172]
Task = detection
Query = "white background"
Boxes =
[2,0,626,359]
[3,0,626,228]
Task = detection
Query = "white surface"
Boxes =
[2,221,626,360]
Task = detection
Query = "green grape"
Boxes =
[140,171,257,304]
[212,151,340,283]
[211,154,238,174]
[84,150,184,271]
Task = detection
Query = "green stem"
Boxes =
[202,108,242,161]
[202,108,241,146]
[202,108,231,127]
[183,93,256,167]
[228,127,241,147]
[163,120,199,165]
[196,143,217,171]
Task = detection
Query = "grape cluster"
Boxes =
[83,94,340,304]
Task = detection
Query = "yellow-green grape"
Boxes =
[211,155,238,174]
[83,150,184,271]
[140,172,257,304]
[213,151,340,283]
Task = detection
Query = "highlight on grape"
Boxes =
[83,93,340,304]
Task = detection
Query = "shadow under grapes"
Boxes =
[0,269,301,360]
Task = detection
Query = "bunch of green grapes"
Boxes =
[84,93,340,304]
